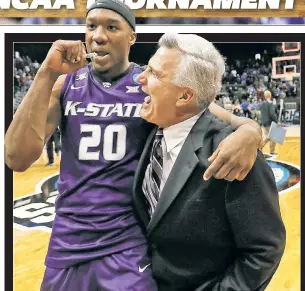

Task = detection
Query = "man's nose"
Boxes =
[92,27,108,44]
[136,72,147,85]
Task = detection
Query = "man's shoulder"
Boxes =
[205,111,234,138]
[193,111,233,154]
[260,101,269,109]
[65,65,90,82]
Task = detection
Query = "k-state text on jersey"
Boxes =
[64,101,143,118]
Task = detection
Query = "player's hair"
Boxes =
[158,33,225,109]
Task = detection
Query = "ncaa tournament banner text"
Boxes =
[0,0,305,18]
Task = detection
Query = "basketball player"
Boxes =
[5,1,263,290]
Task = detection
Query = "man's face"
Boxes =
[137,48,185,128]
[85,8,136,73]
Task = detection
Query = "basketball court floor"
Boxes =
[13,127,300,291]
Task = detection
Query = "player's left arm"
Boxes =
[205,102,262,182]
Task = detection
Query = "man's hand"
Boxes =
[203,125,261,181]
[40,40,87,78]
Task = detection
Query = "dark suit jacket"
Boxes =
[260,101,278,127]
[133,110,286,291]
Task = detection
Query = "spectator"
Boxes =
[232,100,242,116]
[241,96,251,118]
[260,91,278,154]
[45,128,61,166]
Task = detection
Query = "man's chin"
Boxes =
[140,109,147,120]
[140,109,151,122]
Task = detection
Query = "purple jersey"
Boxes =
[45,64,154,268]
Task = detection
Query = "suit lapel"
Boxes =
[147,110,214,236]
[133,127,157,228]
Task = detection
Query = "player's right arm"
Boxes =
[5,40,87,172]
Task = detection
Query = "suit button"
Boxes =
[151,244,157,249]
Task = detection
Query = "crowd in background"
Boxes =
[14,53,40,112]
[1,17,305,25]
[214,48,300,125]
[13,44,301,123]
[0,17,84,25]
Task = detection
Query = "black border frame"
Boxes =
[5,32,305,291]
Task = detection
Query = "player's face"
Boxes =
[85,9,136,75]
[137,48,185,128]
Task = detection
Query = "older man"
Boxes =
[133,33,286,291]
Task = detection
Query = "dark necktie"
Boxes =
[142,128,164,216]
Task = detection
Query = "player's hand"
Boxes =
[40,40,87,76]
[203,126,259,182]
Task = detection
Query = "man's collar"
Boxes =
[163,110,205,153]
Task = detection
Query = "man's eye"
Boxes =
[150,69,157,77]
[145,66,157,78]
[86,24,96,30]
[108,25,118,31]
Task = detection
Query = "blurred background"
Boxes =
[0,16,305,25]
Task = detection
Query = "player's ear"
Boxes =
[129,31,137,46]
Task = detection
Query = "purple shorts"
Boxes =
[40,245,157,291]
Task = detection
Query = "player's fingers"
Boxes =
[208,147,221,163]
[71,45,79,63]
[203,158,224,181]
[65,46,73,62]
[214,164,233,180]
[236,168,250,181]
[77,43,88,68]
[76,41,83,62]
[224,168,242,182]
[82,42,87,54]
[80,43,87,63]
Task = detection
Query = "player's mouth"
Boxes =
[93,51,110,60]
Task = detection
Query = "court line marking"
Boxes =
[280,183,300,196]
[13,161,300,200]
[265,158,300,196]
[13,223,52,233]
[13,172,59,201]
[284,140,301,143]
[34,173,60,194]
[13,158,300,232]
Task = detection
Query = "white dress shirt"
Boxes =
[159,111,204,194]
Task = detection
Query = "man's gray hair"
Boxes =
[158,33,225,109]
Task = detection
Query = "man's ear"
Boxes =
[129,31,137,46]
[176,88,195,107]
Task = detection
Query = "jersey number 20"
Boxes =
[79,124,127,161]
